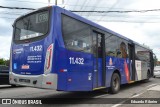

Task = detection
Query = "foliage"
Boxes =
[0,58,6,65]
[0,58,10,66]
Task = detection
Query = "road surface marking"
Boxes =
[131,92,144,98]
[111,83,158,107]
[94,94,109,98]
[148,85,160,91]
[112,104,122,107]
[146,84,157,88]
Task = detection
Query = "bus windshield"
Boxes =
[14,10,49,41]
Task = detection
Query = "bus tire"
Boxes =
[143,70,150,82]
[147,70,150,79]
[146,70,150,81]
[11,84,16,87]
[110,73,120,94]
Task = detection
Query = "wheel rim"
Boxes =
[113,77,119,90]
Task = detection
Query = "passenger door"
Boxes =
[92,31,106,89]
[128,43,135,81]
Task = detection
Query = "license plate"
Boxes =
[19,79,30,83]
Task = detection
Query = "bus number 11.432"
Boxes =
[69,57,84,65]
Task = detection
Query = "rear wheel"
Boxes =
[146,70,151,80]
[144,70,150,82]
[147,71,150,79]
[110,73,120,94]
[11,84,16,87]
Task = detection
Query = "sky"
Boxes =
[0,0,160,60]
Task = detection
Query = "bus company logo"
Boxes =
[21,64,30,69]
[13,48,23,54]
[109,58,113,66]
[107,58,115,69]
[2,99,11,104]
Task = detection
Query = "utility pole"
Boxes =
[48,0,50,6]
[55,0,57,5]
[48,0,62,6]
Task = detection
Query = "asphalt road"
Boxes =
[0,77,160,107]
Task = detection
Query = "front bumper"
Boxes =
[9,72,57,90]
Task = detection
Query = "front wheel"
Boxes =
[110,73,120,94]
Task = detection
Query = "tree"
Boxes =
[0,58,10,66]
[5,59,10,67]
[0,58,6,65]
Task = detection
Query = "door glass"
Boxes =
[93,32,104,88]
[98,34,102,58]
[93,32,97,57]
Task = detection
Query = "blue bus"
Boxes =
[9,6,154,93]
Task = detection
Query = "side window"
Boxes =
[92,32,103,58]
[135,45,150,61]
[105,33,128,58]
[117,39,128,58]
[105,34,118,57]
[62,14,91,53]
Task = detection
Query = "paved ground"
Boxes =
[117,85,160,107]
[0,77,160,107]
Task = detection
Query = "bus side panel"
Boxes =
[97,59,103,87]
[66,50,93,91]
[105,57,130,87]
[55,46,68,91]
[67,71,92,91]
[134,60,149,81]
[53,8,68,91]
[92,58,103,88]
